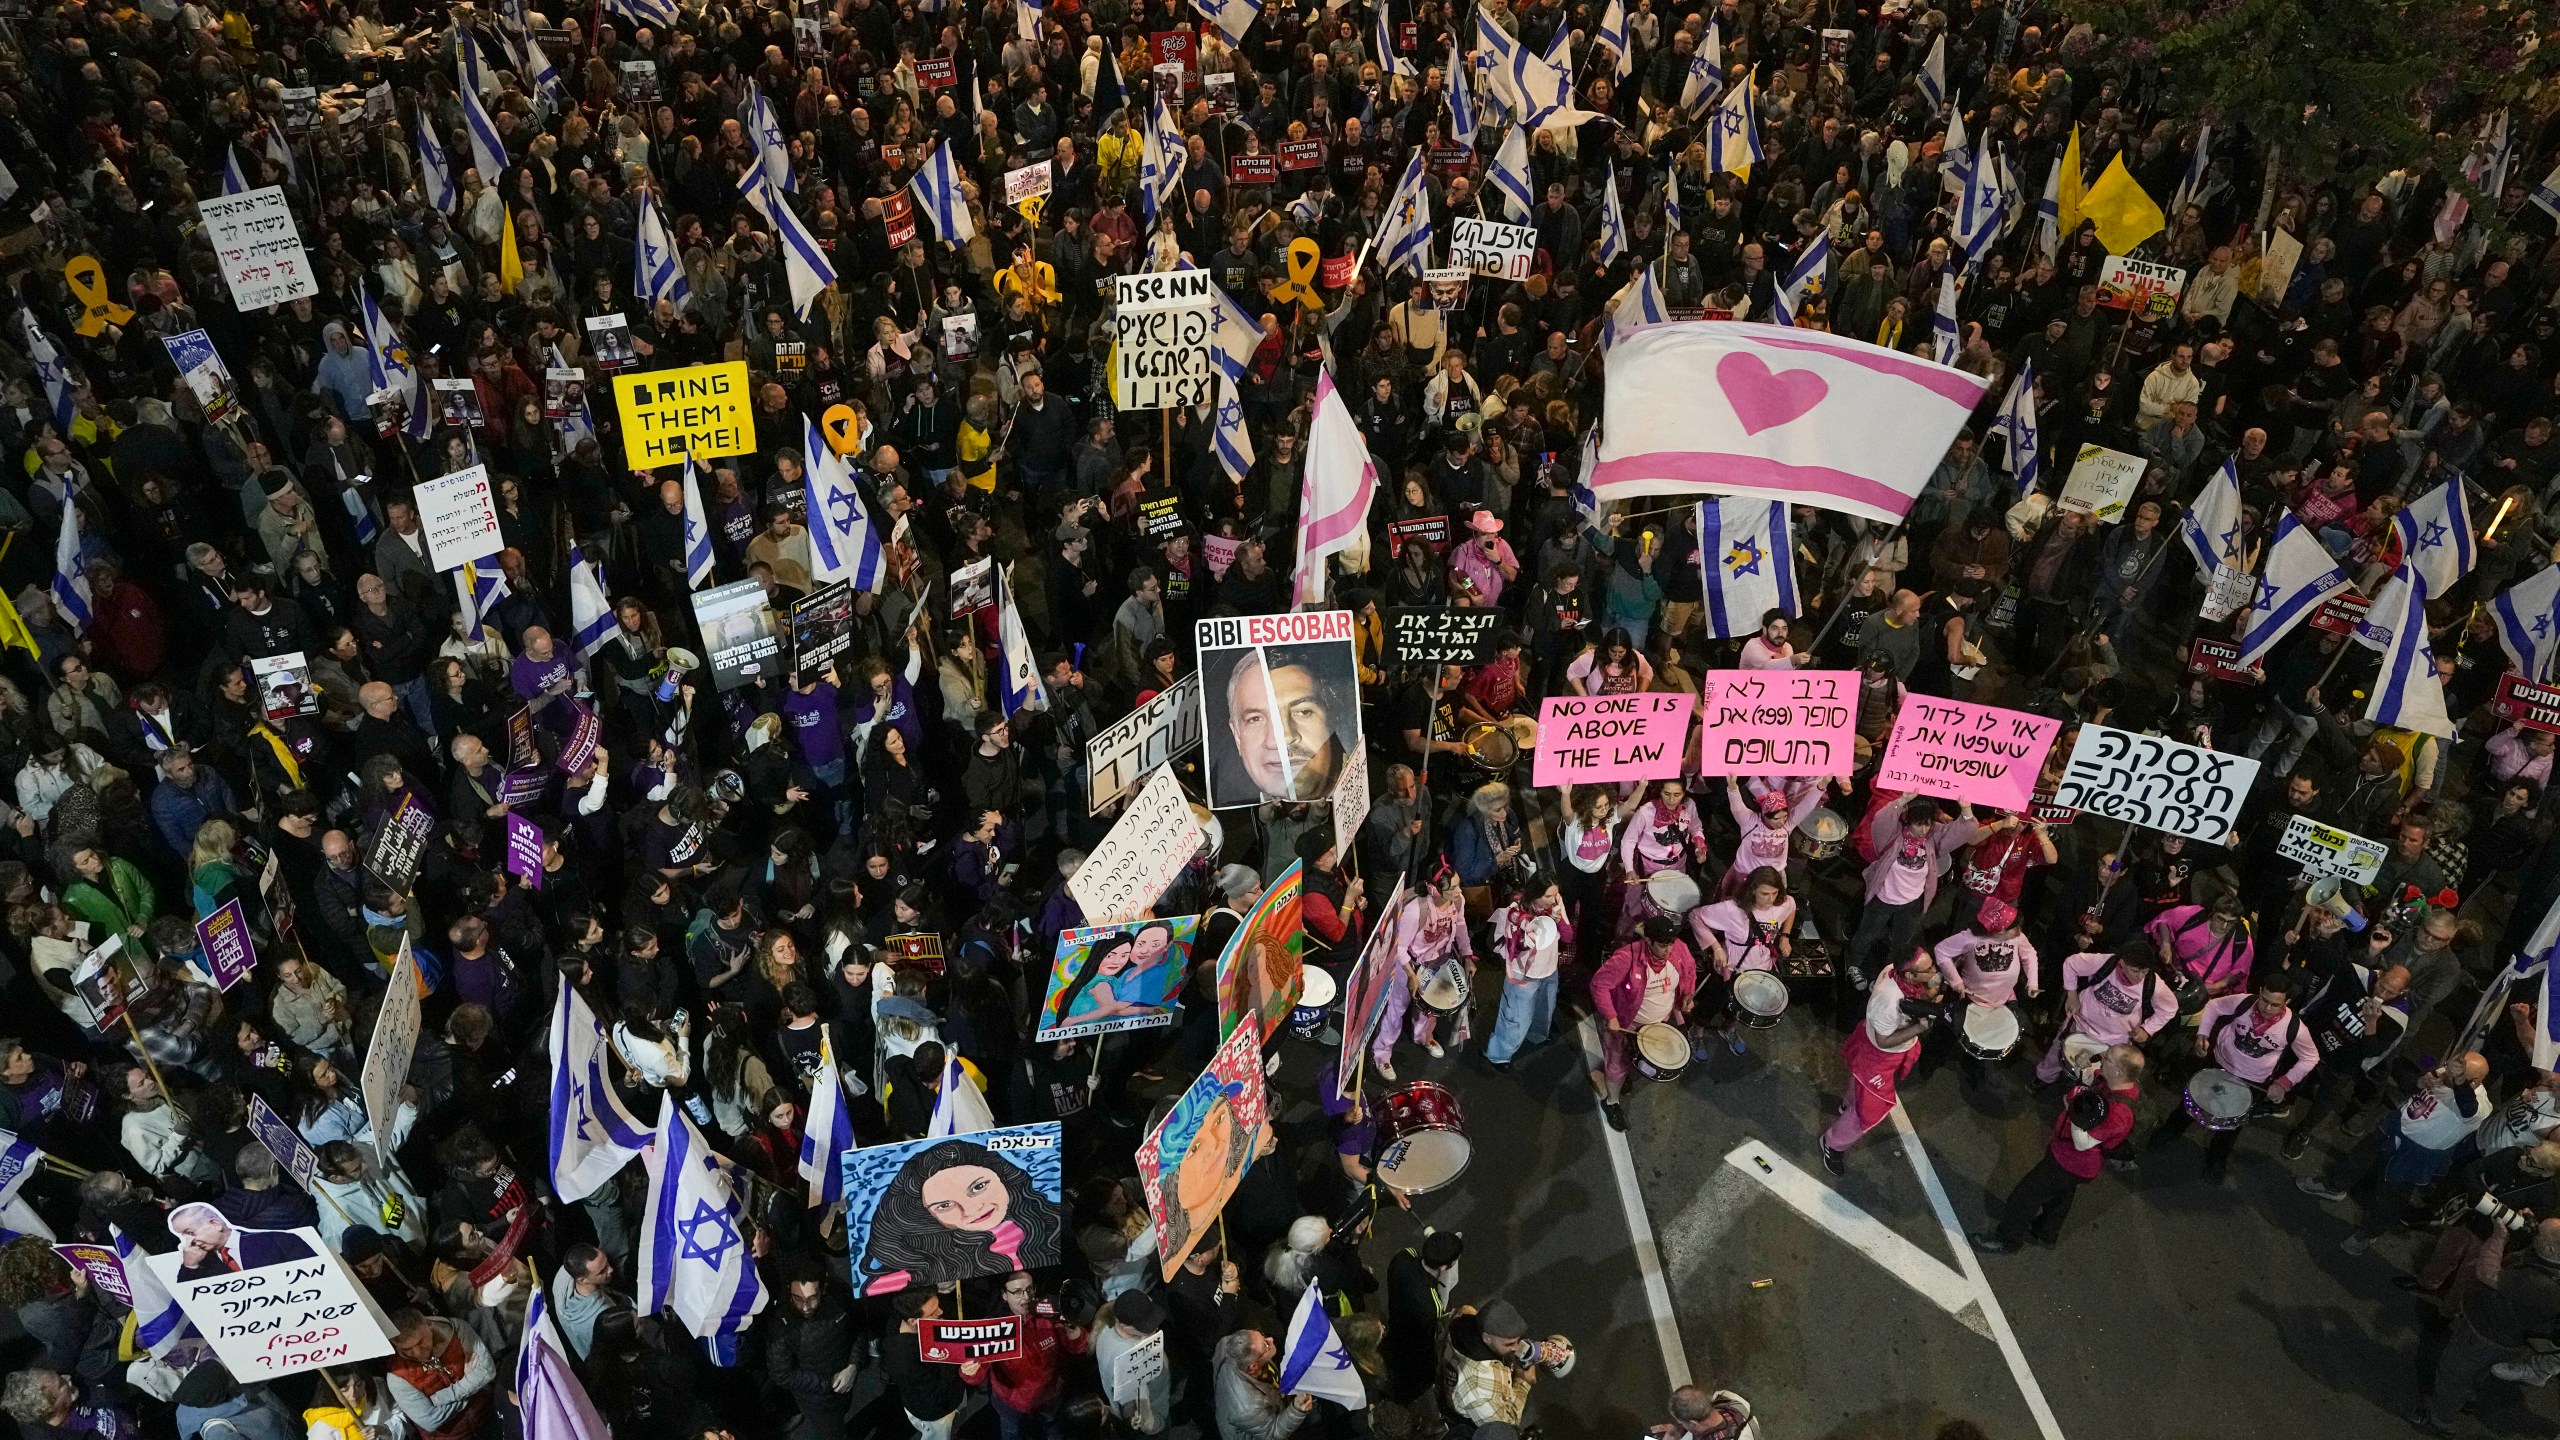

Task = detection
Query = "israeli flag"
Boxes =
[262,126,300,187]
[680,455,716,588]
[1773,230,1828,326]
[1571,426,1602,528]
[1280,1285,1370,1408]
[1488,124,1535,221]
[927,1048,995,1136]
[519,1286,612,1440]
[1473,13,1519,120]
[503,2,569,112]
[1507,25,1573,127]
[2232,513,2351,667]
[548,981,650,1201]
[738,170,837,318]
[1678,20,1722,119]
[638,1095,768,1365]
[52,476,90,634]
[1991,359,2040,494]
[2393,477,2478,593]
[1708,78,1761,177]
[2169,123,2211,219]
[416,117,458,212]
[361,286,431,441]
[910,139,978,245]
[1445,35,1478,145]
[1931,272,1961,365]
[0,1130,39,1211]
[633,187,691,306]
[1192,0,1261,45]
[113,1223,203,1360]
[220,145,253,196]
[1594,0,1631,76]
[1602,263,1669,348]
[1374,147,1434,280]
[605,0,676,27]
[1207,276,1262,382]
[996,563,1048,717]
[2036,151,2064,260]
[2532,162,2560,224]
[1372,0,1412,77]
[1942,107,1970,197]
[2492,564,2560,681]
[1596,166,1628,265]
[1956,135,2005,271]
[1212,371,1256,484]
[799,1028,854,1210]
[1918,34,1946,111]
[1663,164,1683,232]
[2177,455,2243,581]
[1017,0,1044,41]
[456,36,510,180]
[457,561,511,642]
[746,86,795,193]
[20,310,73,432]
[1697,496,1797,638]
[2368,565,2456,738]
[1141,92,1185,224]
[568,542,616,661]
[803,417,886,593]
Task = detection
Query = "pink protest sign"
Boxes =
[1874,695,2060,810]
[1531,693,1695,787]
[1695,669,1862,776]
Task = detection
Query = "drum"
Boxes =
[1778,938,1835,981]
[1288,966,1338,1042]
[2182,1067,2255,1132]
[1376,1081,1471,1194]
[2061,1033,2107,1078]
[1645,870,1702,918]
[1635,1022,1691,1081]
[1959,1003,2021,1061]
[1460,722,1517,773]
[1732,970,1790,1029]
[1793,807,1850,860]
[1418,962,1472,1019]
[1496,714,1540,755]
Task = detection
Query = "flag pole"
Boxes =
[317,1367,373,1440]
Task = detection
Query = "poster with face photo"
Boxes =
[432,377,486,428]
[143,1210,395,1380]
[839,1124,1066,1296]
[1037,915,1201,1041]
[1137,1019,1270,1278]
[1195,612,1363,809]
[1214,861,1303,1042]
[584,313,637,370]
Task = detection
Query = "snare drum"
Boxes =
[1417,962,1472,1019]
[1793,807,1850,860]
[1732,970,1790,1029]
[1635,1022,1691,1081]
[1497,714,1540,754]
[2181,1067,2255,1131]
[1376,1081,1471,1194]
[2060,1033,2108,1079]
[1645,870,1702,919]
[1460,722,1517,773]
[1958,1003,2021,1061]
[1288,966,1338,1042]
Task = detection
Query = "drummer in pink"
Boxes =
[1617,779,1710,936]
[1373,865,1476,1081]
[2144,975,2321,1181]
[2035,938,2182,1085]
[1716,775,1837,898]
[2145,893,2256,1001]
[1822,948,1946,1174]
[1589,916,1699,1133]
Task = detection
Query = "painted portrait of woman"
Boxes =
[852,1137,1066,1295]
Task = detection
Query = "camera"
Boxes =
[2476,1194,2534,1233]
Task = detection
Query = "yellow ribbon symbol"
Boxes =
[1269,236,1322,308]
[63,255,132,337]
[1016,194,1045,226]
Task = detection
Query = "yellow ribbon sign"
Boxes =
[820,403,862,456]
[64,256,132,336]
[1016,194,1046,227]
[1268,237,1322,308]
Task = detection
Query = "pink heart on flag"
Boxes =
[1716,351,1829,435]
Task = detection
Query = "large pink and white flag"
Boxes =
[1294,368,1379,607]
[1593,322,1992,525]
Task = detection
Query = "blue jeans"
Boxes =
[1483,974,1557,1064]
[395,675,437,739]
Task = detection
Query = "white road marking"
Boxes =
[1578,1016,1693,1390]
[1719,1139,1981,1324]
[1891,1103,2067,1440]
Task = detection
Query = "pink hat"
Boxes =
[1468,510,1504,534]
[1977,900,2020,933]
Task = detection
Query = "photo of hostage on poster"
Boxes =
[1196,612,1363,809]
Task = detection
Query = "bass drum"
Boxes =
[1376,1081,1471,1195]
[1460,722,1518,774]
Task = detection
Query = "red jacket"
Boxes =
[973,1306,1089,1414]
[88,579,165,681]
[2050,1082,2139,1179]
[1592,940,1697,1030]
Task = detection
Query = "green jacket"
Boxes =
[62,858,156,937]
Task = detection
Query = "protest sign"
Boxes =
[692,579,784,690]
[2276,813,2388,885]
[840,1125,1065,1294]
[2185,637,2264,686]
[1113,1330,1168,1402]
[144,1223,396,1379]
[248,652,317,721]
[1087,672,1205,811]
[1003,161,1052,205]
[790,580,855,685]
[413,464,504,569]
[68,935,148,1031]
[198,187,316,309]
[614,360,755,469]
[364,793,432,891]
[361,940,423,1168]
[884,933,945,976]
[2049,723,2262,844]
[1114,270,1216,410]
[2200,563,2256,622]
[1695,669,1861,775]
[2058,444,2145,523]
[2493,673,2560,734]
[1448,216,1536,280]
[1330,746,1370,859]
[1139,1018,1270,1275]
[1204,534,1241,577]
[1387,609,1500,666]
[245,1094,319,1190]
[51,1243,130,1305]
[1229,153,1279,184]
[2309,591,2370,636]
[1037,916,1199,1041]
[504,812,545,888]
[583,313,637,370]
[163,330,239,425]
[555,701,601,774]
[916,57,956,87]
[1071,768,1203,924]
[1531,693,1695,786]
[1215,864,1302,1042]
[195,900,257,991]
[2096,256,2190,319]
[431,377,486,428]
[1197,611,1364,807]
[1278,137,1324,170]
[1876,697,2062,811]
[1386,515,1450,556]
[950,557,997,616]
[920,1316,1024,1364]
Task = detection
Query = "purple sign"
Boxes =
[504,812,546,890]
[193,899,257,991]
[497,767,550,808]
[245,1093,319,1190]
[556,700,601,774]
[51,1243,131,1305]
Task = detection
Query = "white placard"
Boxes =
[2200,563,2254,622]
[1330,745,1371,859]
[143,1223,395,1379]
[1112,1329,1168,1403]
[2276,813,2388,885]
[198,186,317,310]
[1113,271,1215,411]
[2097,255,2190,319]
[1086,672,1205,812]
[413,463,505,570]
[1448,216,1536,281]
[2058,444,2145,524]
[1004,161,1054,205]
[360,939,423,1169]
[1070,767,1204,924]
[2049,723,2260,845]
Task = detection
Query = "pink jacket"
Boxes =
[1725,781,1827,878]
[1860,801,1984,909]
[1391,894,1473,972]
[1593,940,1698,1029]
[2059,951,2180,1045]
[1619,797,1708,876]
[2146,905,2255,992]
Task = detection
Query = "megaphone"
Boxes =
[655,646,701,702]
[2307,877,2364,931]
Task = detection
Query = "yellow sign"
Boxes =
[1269,237,1321,308]
[820,403,862,456]
[64,255,132,336]
[1017,194,1046,226]
[615,361,755,471]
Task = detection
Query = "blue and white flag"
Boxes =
[2492,564,2560,682]
[1445,36,1478,145]
[2368,564,2455,738]
[746,86,795,194]
[633,187,691,307]
[2180,456,2243,581]
[638,1095,768,1365]
[1956,136,2005,271]
[1571,427,1602,528]
[738,170,837,318]
[1192,0,1261,45]
[605,0,677,27]
[798,1027,854,1209]
[1212,371,1255,484]
[416,117,458,212]
[1677,19,1723,119]
[1773,230,1828,326]
[1603,263,1669,347]
[1016,0,1044,41]
[1487,124,1535,221]
[2232,513,2350,667]
[995,563,1048,717]
[361,286,432,441]
[0,1130,39,1210]
[568,542,616,661]
[113,1223,202,1360]
[1595,0,1631,75]
[1705,77,1760,177]
[501,0,567,110]
[2532,161,2560,225]
[220,145,254,196]
[927,1048,995,1136]
[910,140,978,245]
[1473,12,1519,120]
[456,34,510,180]
[1374,147,1434,280]
[680,455,716,588]
[1372,0,1412,77]
[1141,92,1185,224]
[2168,123,2211,219]
[1504,22,1574,127]
[51,476,89,634]
[1696,496,1797,638]
[1280,1285,1369,1408]
[548,980,650,1201]
[1931,272,1961,365]
[1595,166,1628,266]
[1206,275,1262,382]
[2036,148,2064,260]
[21,310,73,432]
[1662,163,1683,233]
[803,417,886,593]
[457,561,511,642]
[1917,33,1946,112]
[520,1287,612,1440]
[2393,477,2478,593]
[1941,106,1970,197]
[1991,360,2040,494]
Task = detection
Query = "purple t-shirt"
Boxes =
[784,681,844,769]
[510,652,573,705]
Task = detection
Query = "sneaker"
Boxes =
[1602,1101,1628,1132]
[1726,1030,1747,1056]
[2281,1134,2311,1160]
[2405,1410,2457,1437]
[2341,1232,2370,1256]
[1375,1059,1398,1083]
[1969,1231,2018,1254]
[1424,1042,1445,1059]
[2493,1360,2553,1386]
[2105,1155,2140,1175]
[1264,1053,1284,1079]
[2297,1176,2350,1201]
[1820,1145,1845,1176]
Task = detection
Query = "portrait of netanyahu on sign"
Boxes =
[1203,641,1357,808]
[168,1202,316,1280]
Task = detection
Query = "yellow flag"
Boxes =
[0,583,38,659]
[2079,153,2164,254]
[499,204,526,294]
[2056,124,2084,240]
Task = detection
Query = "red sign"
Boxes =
[1228,153,1279,185]
[1149,29,1196,72]
[1396,20,1417,51]
[2184,637,2264,686]
[919,1317,1022,1364]
[1278,138,1324,172]
[2029,802,2078,827]
[2493,672,2560,734]
[2308,592,2370,637]
[916,57,956,89]
[1429,144,1474,176]
[1387,515,1450,556]
[1319,253,1357,289]
[883,193,916,248]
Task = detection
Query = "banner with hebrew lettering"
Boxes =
[2049,723,2260,844]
